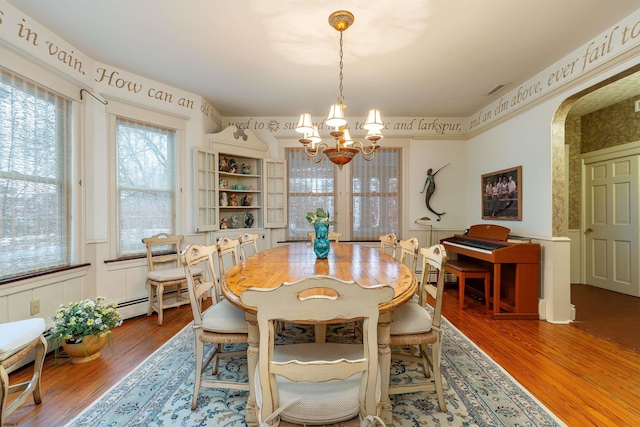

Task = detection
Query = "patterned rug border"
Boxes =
[439,319,567,427]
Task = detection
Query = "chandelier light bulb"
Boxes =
[326,104,347,128]
[366,128,383,142]
[296,113,314,134]
[310,125,322,144]
[364,109,384,131]
[342,128,354,146]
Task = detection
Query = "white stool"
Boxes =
[0,318,47,425]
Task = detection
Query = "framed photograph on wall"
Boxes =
[482,166,522,220]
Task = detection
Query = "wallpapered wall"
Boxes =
[581,98,640,152]
[566,116,581,230]
[566,97,640,229]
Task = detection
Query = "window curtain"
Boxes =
[351,147,401,240]
[0,68,72,279]
[116,118,176,256]
[286,148,336,240]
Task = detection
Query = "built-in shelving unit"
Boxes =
[217,153,263,230]
[195,126,286,235]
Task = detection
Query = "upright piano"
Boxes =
[441,224,540,319]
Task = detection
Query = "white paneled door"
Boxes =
[584,154,640,297]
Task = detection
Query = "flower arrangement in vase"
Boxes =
[50,296,122,364]
[305,207,336,226]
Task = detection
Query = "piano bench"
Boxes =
[445,260,491,310]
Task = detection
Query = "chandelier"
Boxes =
[295,10,383,170]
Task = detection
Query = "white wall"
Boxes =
[409,138,468,229]
[467,105,555,236]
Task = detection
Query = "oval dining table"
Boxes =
[221,242,418,426]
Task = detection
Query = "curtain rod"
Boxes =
[80,89,108,105]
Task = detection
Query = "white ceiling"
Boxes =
[6,0,640,119]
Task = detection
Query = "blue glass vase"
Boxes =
[313,222,330,259]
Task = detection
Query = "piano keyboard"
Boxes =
[445,238,506,254]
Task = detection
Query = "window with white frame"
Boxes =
[286,146,402,241]
[0,69,72,280]
[286,148,336,240]
[115,118,177,257]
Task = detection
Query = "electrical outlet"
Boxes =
[635,100,640,112]
[30,299,40,315]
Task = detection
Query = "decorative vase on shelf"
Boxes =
[61,334,109,364]
[313,221,331,259]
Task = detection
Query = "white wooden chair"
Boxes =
[241,275,394,426]
[217,236,240,274]
[307,231,343,245]
[0,318,47,425]
[378,233,397,258]
[238,232,260,261]
[142,233,202,325]
[398,237,420,273]
[389,244,448,411]
[182,243,249,410]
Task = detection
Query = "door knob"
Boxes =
[585,228,593,234]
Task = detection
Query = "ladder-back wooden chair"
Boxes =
[241,275,394,426]
[307,231,343,245]
[142,233,202,325]
[389,244,448,411]
[398,237,420,273]
[238,232,260,261]
[217,236,240,274]
[182,243,249,410]
[378,233,397,258]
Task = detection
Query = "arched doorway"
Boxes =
[553,65,640,349]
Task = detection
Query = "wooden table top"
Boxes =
[222,243,418,315]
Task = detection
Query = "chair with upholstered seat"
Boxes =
[378,233,397,258]
[307,230,343,245]
[0,318,47,425]
[398,237,420,273]
[241,275,394,426]
[389,244,448,412]
[142,233,203,325]
[238,232,260,261]
[182,243,250,410]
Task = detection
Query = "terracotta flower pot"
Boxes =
[61,334,109,364]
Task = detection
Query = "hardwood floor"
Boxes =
[6,287,640,427]
[571,283,640,351]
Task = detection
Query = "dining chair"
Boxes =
[307,230,343,245]
[142,233,202,325]
[378,233,397,258]
[217,236,240,274]
[241,275,394,426]
[388,244,448,411]
[238,232,260,261]
[398,237,420,273]
[182,243,249,410]
[0,318,47,425]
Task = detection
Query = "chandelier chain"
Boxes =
[338,30,344,106]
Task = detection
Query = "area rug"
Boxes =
[65,315,566,427]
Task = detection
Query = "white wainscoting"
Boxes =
[567,229,581,284]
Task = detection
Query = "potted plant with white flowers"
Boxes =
[50,296,122,364]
